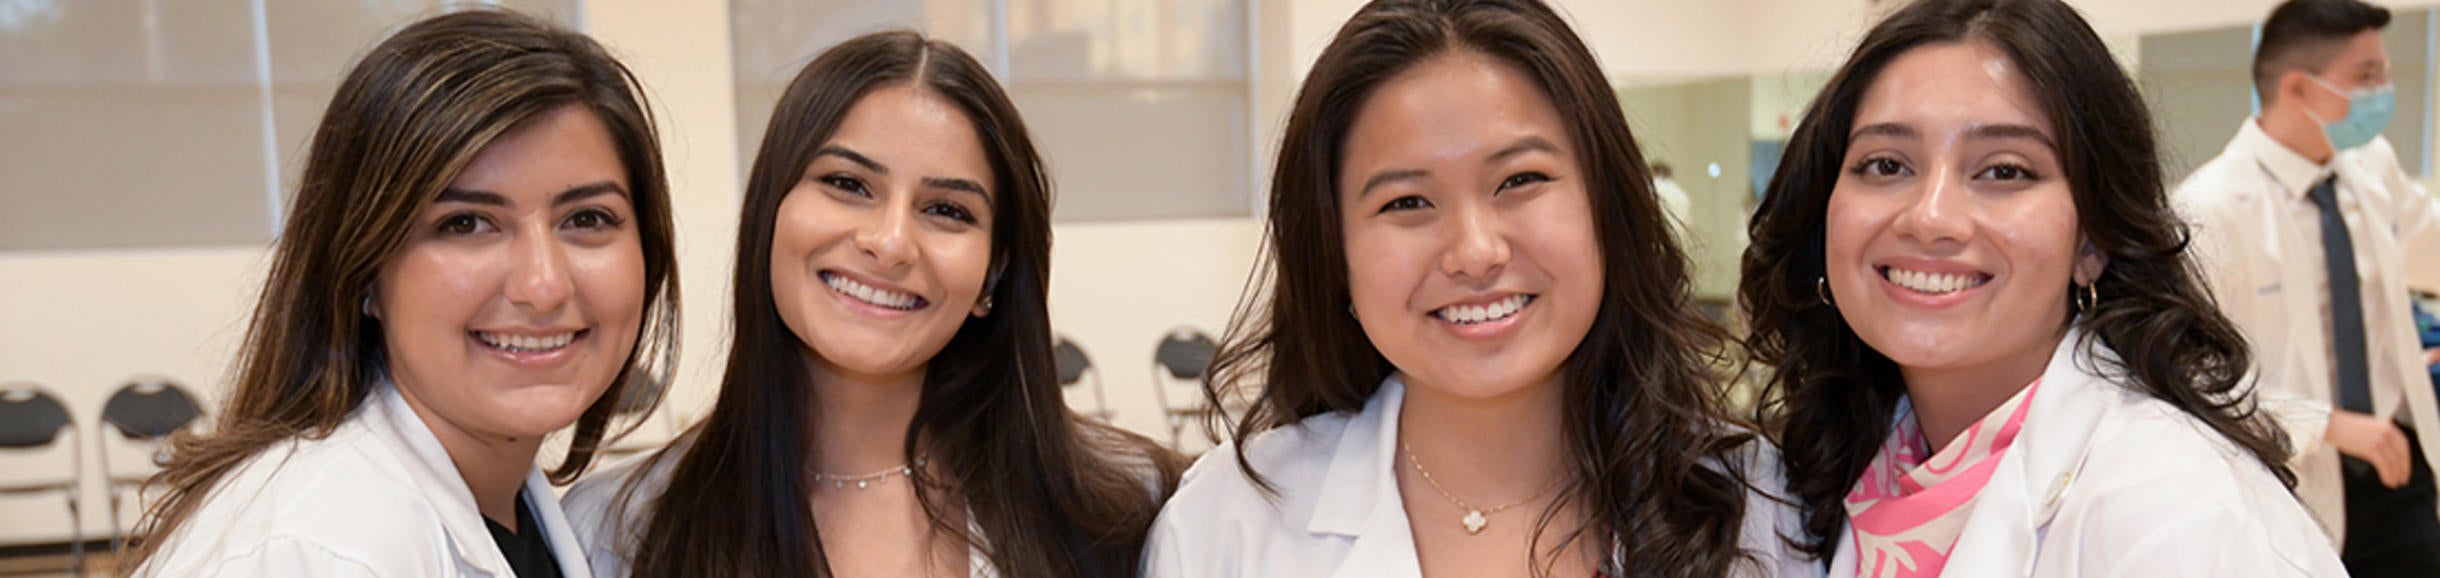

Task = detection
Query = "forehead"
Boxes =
[1341,52,1571,172]
[1852,41,2050,138]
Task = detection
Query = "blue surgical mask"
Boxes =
[2307,75,2396,151]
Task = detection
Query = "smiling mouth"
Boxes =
[473,330,586,354]
[820,271,928,311]
[1878,266,1991,295]
[1431,294,1536,325]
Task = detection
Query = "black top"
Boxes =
[482,490,565,578]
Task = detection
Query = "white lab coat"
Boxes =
[1822,328,2344,577]
[1142,375,1818,578]
[135,384,591,578]
[2175,120,2440,544]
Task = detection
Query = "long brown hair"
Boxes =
[125,8,678,570]
[617,30,1183,578]
[1207,0,1768,575]
[1740,0,2293,559]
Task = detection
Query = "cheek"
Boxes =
[575,239,650,329]
[1821,188,1878,265]
[1992,190,2081,287]
[932,234,995,299]
[1341,225,1426,316]
[381,247,493,332]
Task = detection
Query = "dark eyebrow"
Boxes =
[813,145,887,175]
[1967,123,2055,149]
[1358,169,1428,199]
[921,177,992,203]
[1486,136,1560,165]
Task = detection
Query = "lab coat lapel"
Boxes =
[523,469,594,578]
[1319,378,1425,578]
[371,384,516,576]
[1940,327,2111,576]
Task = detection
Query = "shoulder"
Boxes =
[562,434,691,576]
[141,425,454,576]
[1701,430,1821,577]
[2052,393,2338,574]
[2173,153,2267,212]
[1149,411,1359,559]
[1074,420,1186,502]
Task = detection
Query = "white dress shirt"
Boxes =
[135,383,592,578]
[1142,375,1818,578]
[1821,328,2343,577]
[2176,119,2440,543]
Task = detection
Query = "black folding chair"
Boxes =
[98,377,203,554]
[1150,328,1219,447]
[0,383,83,575]
[1055,335,1110,420]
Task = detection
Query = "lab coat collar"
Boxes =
[1306,376,1403,537]
[1305,375,1425,578]
[1921,324,2116,575]
[369,382,594,577]
[2234,118,2335,201]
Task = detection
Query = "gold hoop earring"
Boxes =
[1817,277,1834,306]
[2072,281,2098,313]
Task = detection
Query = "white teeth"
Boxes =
[1434,295,1532,325]
[476,331,576,353]
[1883,267,1986,294]
[823,272,921,310]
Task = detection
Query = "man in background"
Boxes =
[2176,1,2440,574]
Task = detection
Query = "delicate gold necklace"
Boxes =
[1401,441,1561,534]
[813,457,927,490]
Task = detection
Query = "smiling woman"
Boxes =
[559,29,1183,578]
[1742,0,2339,575]
[123,8,678,578]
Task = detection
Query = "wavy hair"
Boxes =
[1739,0,2294,558]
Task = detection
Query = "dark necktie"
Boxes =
[2310,175,2375,414]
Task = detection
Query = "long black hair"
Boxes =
[1740,0,2294,558]
[618,30,1183,578]
[1207,0,1768,575]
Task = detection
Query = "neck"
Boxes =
[2258,109,2336,165]
[806,355,928,477]
[1899,327,2063,454]
[1395,373,1571,504]
[390,384,542,533]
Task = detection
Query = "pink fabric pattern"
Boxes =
[1842,379,2041,578]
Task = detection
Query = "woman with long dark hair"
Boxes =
[128,9,679,577]
[1742,0,2343,575]
[1145,1,1810,576]
[561,30,1182,578]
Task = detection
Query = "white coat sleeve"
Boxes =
[198,536,388,578]
[2090,506,2343,578]
[1141,511,1207,578]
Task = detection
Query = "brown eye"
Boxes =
[437,213,490,236]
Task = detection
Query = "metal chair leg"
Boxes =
[67,491,85,577]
